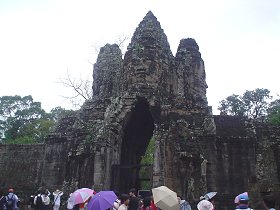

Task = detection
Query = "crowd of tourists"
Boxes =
[0,188,63,210]
[0,187,277,210]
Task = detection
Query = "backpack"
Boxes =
[35,195,43,208]
[29,196,35,208]
[5,194,15,210]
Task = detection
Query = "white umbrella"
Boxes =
[204,192,217,200]
[152,186,179,210]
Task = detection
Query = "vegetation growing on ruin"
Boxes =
[139,137,155,189]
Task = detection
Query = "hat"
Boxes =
[8,188,14,192]
[234,192,248,204]
[239,194,249,201]
[197,200,214,210]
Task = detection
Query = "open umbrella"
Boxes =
[204,192,217,200]
[87,191,117,210]
[67,188,94,209]
[152,186,179,210]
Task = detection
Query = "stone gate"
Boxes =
[0,11,280,210]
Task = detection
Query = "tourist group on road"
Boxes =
[0,186,277,210]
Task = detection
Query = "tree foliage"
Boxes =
[267,98,280,125]
[218,88,272,119]
[0,95,73,144]
[242,88,272,119]
[139,137,155,189]
[219,94,245,117]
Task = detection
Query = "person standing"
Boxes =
[128,189,140,210]
[141,197,152,210]
[118,195,130,210]
[34,190,50,210]
[52,190,63,210]
[197,200,213,210]
[0,190,6,210]
[34,191,44,210]
[41,190,50,210]
[235,194,252,210]
[113,192,121,210]
[178,196,191,210]
[5,188,19,210]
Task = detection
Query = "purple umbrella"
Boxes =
[87,191,117,210]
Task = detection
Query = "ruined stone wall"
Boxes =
[41,137,69,190]
[0,144,45,196]
[255,123,280,188]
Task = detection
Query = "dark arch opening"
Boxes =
[117,97,155,193]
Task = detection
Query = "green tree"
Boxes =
[49,106,76,121]
[267,98,280,125]
[218,94,246,117]
[0,95,73,144]
[218,88,272,119]
[1,95,41,139]
[243,88,271,119]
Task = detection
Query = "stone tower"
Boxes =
[85,11,215,196]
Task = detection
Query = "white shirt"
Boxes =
[42,195,50,205]
[53,192,63,205]
[34,194,50,205]
[5,193,19,209]
[118,204,128,210]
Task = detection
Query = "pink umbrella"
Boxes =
[67,188,94,209]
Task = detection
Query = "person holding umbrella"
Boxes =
[67,188,94,210]
[128,189,140,210]
[87,191,118,210]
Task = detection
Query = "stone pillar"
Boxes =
[93,148,104,191]
[153,138,161,187]
[152,125,165,187]
[104,147,112,189]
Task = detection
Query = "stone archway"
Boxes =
[111,97,155,193]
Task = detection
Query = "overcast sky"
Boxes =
[0,0,279,114]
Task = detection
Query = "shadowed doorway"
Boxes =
[111,97,155,193]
